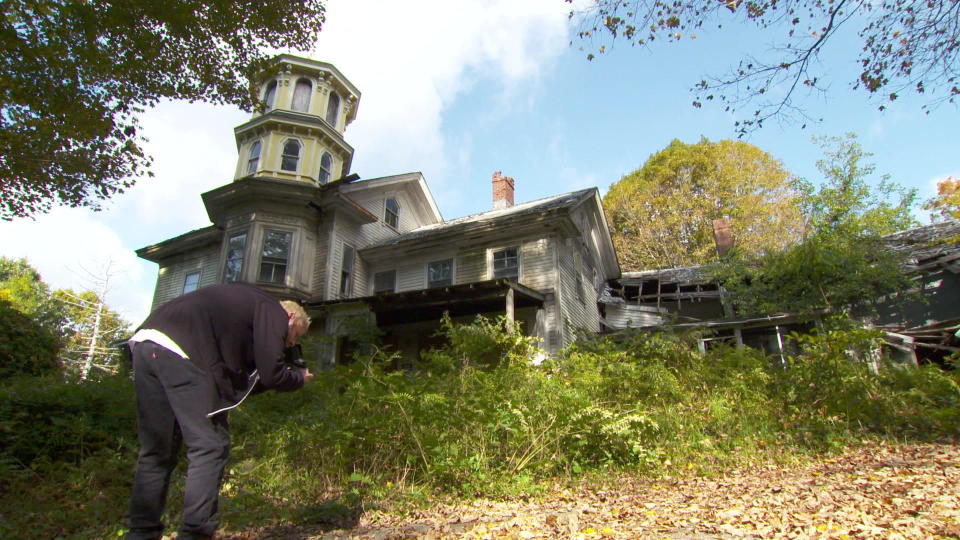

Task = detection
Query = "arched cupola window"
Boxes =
[292,78,312,112]
[247,140,261,175]
[281,139,301,172]
[319,152,333,184]
[263,80,278,110]
[326,91,340,128]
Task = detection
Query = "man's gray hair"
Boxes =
[280,300,311,327]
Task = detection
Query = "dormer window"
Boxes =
[292,78,312,112]
[384,198,399,229]
[246,140,261,175]
[281,139,301,172]
[319,152,332,184]
[263,80,278,110]
[326,91,340,128]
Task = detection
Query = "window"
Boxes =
[258,230,292,284]
[246,140,261,175]
[339,244,355,296]
[319,152,333,184]
[281,139,301,172]
[326,91,340,127]
[374,270,396,293]
[427,259,453,288]
[182,271,200,294]
[224,231,247,282]
[384,198,399,229]
[575,273,585,304]
[492,247,519,280]
[263,80,278,110]
[291,78,312,112]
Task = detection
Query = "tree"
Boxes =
[55,289,130,382]
[924,176,960,221]
[0,257,64,377]
[0,0,326,220]
[603,137,804,270]
[570,0,960,134]
[713,134,919,315]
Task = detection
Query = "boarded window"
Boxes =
[259,230,292,284]
[427,259,453,288]
[224,231,247,282]
[291,78,312,112]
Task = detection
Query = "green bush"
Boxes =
[0,374,136,466]
[2,313,959,538]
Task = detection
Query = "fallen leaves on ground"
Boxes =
[223,442,960,539]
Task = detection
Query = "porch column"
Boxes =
[505,287,515,332]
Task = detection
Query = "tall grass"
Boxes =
[1,315,957,537]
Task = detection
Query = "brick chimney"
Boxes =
[492,171,515,210]
[712,218,734,258]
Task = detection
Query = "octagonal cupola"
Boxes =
[233,55,360,186]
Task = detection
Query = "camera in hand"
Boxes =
[283,344,307,369]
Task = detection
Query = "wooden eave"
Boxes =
[323,192,378,224]
[307,279,545,326]
[136,226,222,263]
[201,177,325,225]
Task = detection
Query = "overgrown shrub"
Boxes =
[2,313,959,538]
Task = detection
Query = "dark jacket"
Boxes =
[138,283,303,406]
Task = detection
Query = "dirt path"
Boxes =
[227,442,960,539]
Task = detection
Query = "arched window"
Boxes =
[263,80,278,110]
[319,152,333,184]
[326,91,340,127]
[384,198,400,229]
[246,140,261,175]
[281,139,301,172]
[291,78,312,112]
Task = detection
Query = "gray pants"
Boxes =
[126,341,229,540]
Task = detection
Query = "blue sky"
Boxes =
[1,0,957,323]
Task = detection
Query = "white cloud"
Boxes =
[312,0,571,192]
[0,207,152,323]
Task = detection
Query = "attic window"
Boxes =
[492,247,519,280]
[292,78,312,112]
[281,139,301,172]
[384,198,400,229]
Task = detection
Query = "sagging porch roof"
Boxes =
[307,279,545,326]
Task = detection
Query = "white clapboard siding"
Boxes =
[457,249,486,283]
[520,237,554,290]
[397,263,425,292]
[151,244,221,310]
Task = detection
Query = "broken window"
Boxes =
[281,139,301,172]
[224,231,247,282]
[258,230,292,284]
[339,244,355,297]
[384,198,400,229]
[374,270,396,293]
[428,259,453,287]
[492,247,519,280]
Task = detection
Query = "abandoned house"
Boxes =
[600,219,960,366]
[136,54,621,365]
